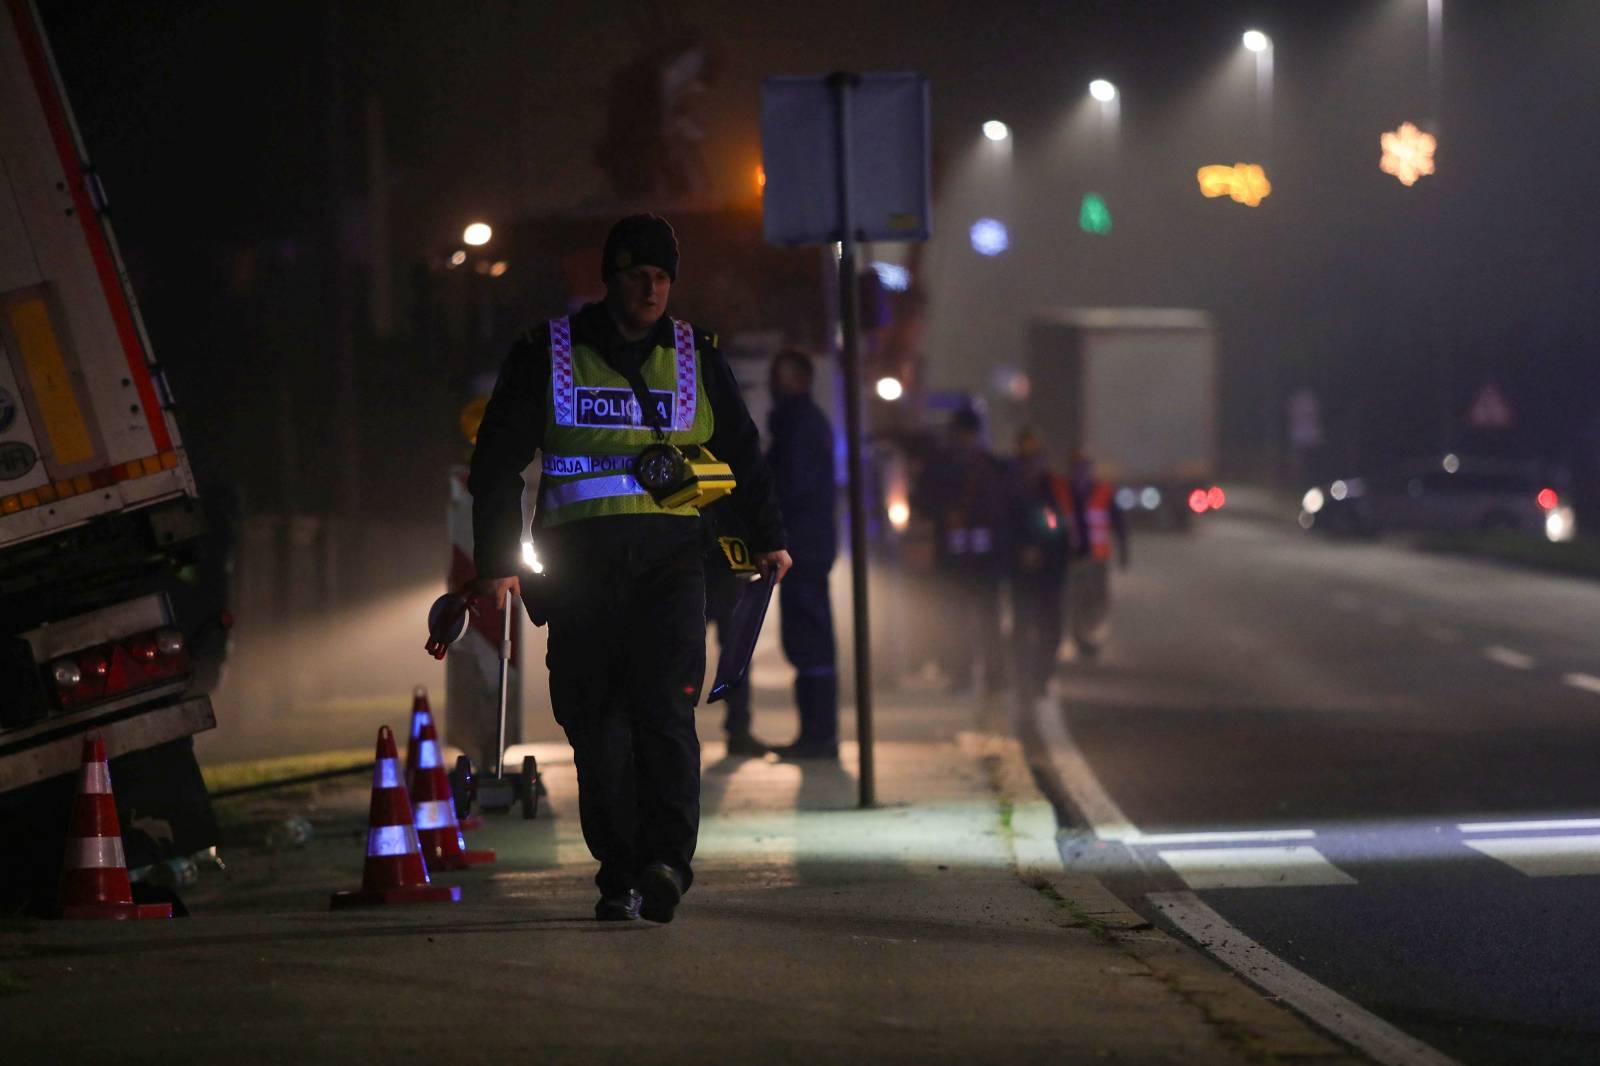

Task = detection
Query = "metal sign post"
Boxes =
[762,72,930,809]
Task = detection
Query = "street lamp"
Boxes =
[462,222,492,246]
[1242,29,1270,53]
[982,120,1010,142]
[1088,79,1117,103]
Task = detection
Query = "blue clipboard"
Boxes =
[707,573,774,704]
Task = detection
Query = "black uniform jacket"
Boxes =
[468,301,786,580]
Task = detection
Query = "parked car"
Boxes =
[1299,456,1576,542]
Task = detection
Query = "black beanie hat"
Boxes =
[601,214,680,282]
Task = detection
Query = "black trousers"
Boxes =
[1011,568,1065,697]
[779,561,838,746]
[544,532,706,896]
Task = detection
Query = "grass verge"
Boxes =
[201,749,372,794]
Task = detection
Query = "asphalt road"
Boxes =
[1046,515,1600,1065]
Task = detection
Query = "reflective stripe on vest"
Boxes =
[550,316,697,431]
[1057,481,1116,562]
[537,315,715,526]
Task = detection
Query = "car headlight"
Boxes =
[1302,487,1325,514]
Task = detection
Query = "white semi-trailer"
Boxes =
[0,0,218,912]
[1027,308,1219,528]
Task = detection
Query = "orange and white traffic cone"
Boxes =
[58,734,171,920]
[330,725,460,908]
[412,721,494,870]
[405,687,434,795]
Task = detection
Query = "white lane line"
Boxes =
[1563,672,1600,696]
[1149,893,1461,1066]
[1129,829,1316,846]
[1156,846,1356,890]
[1034,694,1139,840]
[1481,645,1535,670]
[1464,835,1600,878]
[1459,817,1600,833]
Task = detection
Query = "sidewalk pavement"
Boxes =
[0,688,1357,1064]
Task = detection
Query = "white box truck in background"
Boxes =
[1,0,219,912]
[1027,308,1219,529]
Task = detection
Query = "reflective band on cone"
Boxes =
[57,734,171,920]
[410,721,494,870]
[331,725,461,908]
[405,687,434,795]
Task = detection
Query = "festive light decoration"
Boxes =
[1380,122,1436,186]
[1196,163,1272,207]
[1079,193,1112,235]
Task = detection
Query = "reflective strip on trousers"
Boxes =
[78,760,112,795]
[542,474,648,510]
[413,800,456,831]
[368,824,420,857]
[65,835,126,869]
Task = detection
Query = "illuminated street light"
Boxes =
[448,249,467,267]
[463,222,492,246]
[875,377,905,402]
[1088,79,1117,103]
[1242,29,1270,53]
[982,120,1010,142]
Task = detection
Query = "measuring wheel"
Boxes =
[448,755,476,822]
[519,755,542,820]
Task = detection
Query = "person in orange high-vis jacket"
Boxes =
[1053,451,1129,660]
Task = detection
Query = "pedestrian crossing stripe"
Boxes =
[1156,845,1356,890]
[1137,834,1600,890]
[1463,835,1600,878]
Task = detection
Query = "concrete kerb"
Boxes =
[963,728,1362,1063]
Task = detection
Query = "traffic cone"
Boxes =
[58,734,171,920]
[404,686,434,794]
[412,721,495,870]
[330,725,460,908]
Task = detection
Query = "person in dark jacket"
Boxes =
[1006,428,1071,696]
[764,349,840,760]
[466,215,789,923]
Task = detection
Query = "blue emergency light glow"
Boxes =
[970,218,1009,257]
[872,261,911,291]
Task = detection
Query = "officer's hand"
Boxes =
[757,549,793,584]
[466,574,521,610]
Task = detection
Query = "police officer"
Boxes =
[1058,450,1128,660]
[764,349,839,761]
[467,215,790,923]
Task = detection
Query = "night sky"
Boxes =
[31,0,1600,512]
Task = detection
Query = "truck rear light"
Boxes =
[1188,488,1210,514]
[1537,488,1558,511]
[44,627,192,712]
[1207,486,1226,510]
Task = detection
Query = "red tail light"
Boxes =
[1537,488,1558,510]
[1207,486,1227,510]
[47,628,192,711]
[1188,488,1210,514]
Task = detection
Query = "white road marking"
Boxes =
[1156,845,1357,890]
[1034,695,1139,840]
[1459,817,1600,833]
[1464,835,1600,878]
[1129,829,1317,846]
[1149,893,1462,1066]
[1481,645,1535,670]
[1038,694,1458,1066]
[1563,672,1600,696]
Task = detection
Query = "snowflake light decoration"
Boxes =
[1196,163,1272,207]
[1380,122,1436,186]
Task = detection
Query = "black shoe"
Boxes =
[771,741,839,762]
[638,862,684,924]
[595,889,642,921]
[725,732,769,757]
